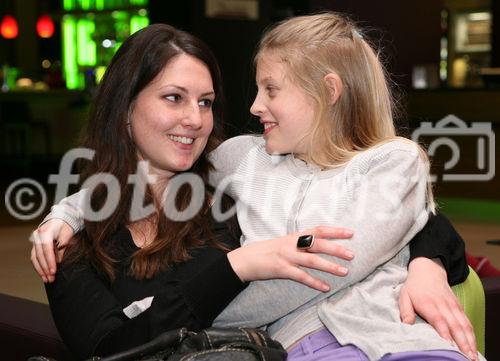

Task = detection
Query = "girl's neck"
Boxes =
[293,152,326,170]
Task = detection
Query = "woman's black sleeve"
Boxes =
[408,212,469,285]
[45,248,247,360]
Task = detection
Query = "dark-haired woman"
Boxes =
[31,24,472,360]
[36,24,357,359]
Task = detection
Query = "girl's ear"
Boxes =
[323,73,343,105]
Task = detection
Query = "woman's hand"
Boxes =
[399,257,478,361]
[227,226,354,292]
[30,219,74,283]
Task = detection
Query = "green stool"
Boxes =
[452,267,485,355]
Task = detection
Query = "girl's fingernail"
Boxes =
[339,266,348,275]
[42,276,47,283]
[345,230,354,236]
[345,250,354,259]
[321,283,330,292]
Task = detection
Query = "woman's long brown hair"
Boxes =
[65,24,231,280]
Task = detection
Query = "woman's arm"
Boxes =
[228,226,354,291]
[46,244,247,359]
[31,196,356,288]
[401,213,474,357]
[399,257,476,360]
[46,224,354,359]
[408,213,468,285]
[32,196,469,287]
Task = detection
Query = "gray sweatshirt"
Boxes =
[209,136,468,360]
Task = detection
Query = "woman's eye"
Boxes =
[165,94,181,102]
[199,99,213,108]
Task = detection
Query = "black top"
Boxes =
[45,212,467,360]
[45,220,247,360]
[410,212,469,285]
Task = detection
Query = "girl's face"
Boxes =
[250,53,316,156]
[130,54,215,178]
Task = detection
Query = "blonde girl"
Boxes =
[209,13,480,361]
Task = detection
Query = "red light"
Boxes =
[36,14,55,38]
[0,15,19,39]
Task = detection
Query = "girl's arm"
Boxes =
[31,195,469,287]
[44,189,87,233]
[213,142,431,328]
[31,135,469,286]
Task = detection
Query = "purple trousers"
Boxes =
[287,329,468,361]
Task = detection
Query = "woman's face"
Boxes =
[130,53,215,178]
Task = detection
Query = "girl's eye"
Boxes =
[266,86,276,96]
[165,94,181,102]
[199,99,213,108]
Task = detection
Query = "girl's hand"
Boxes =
[227,226,354,292]
[30,219,74,283]
[399,257,478,361]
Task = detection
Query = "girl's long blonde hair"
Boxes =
[256,12,435,211]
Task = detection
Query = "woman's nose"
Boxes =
[181,102,203,129]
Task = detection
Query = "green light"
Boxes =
[95,66,106,83]
[80,0,91,11]
[95,0,105,10]
[63,0,75,11]
[62,0,150,90]
[62,16,79,89]
[114,42,123,53]
[112,10,128,20]
[77,19,96,66]
[131,0,148,6]
[78,73,85,89]
[130,15,149,34]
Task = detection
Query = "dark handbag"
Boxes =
[86,327,287,361]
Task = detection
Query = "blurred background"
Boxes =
[0,0,499,304]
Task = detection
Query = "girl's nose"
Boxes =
[250,94,264,116]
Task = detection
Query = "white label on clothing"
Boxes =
[123,296,154,319]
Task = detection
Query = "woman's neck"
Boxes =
[128,217,157,248]
[150,177,169,203]
[127,171,169,248]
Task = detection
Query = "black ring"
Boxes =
[297,235,315,250]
